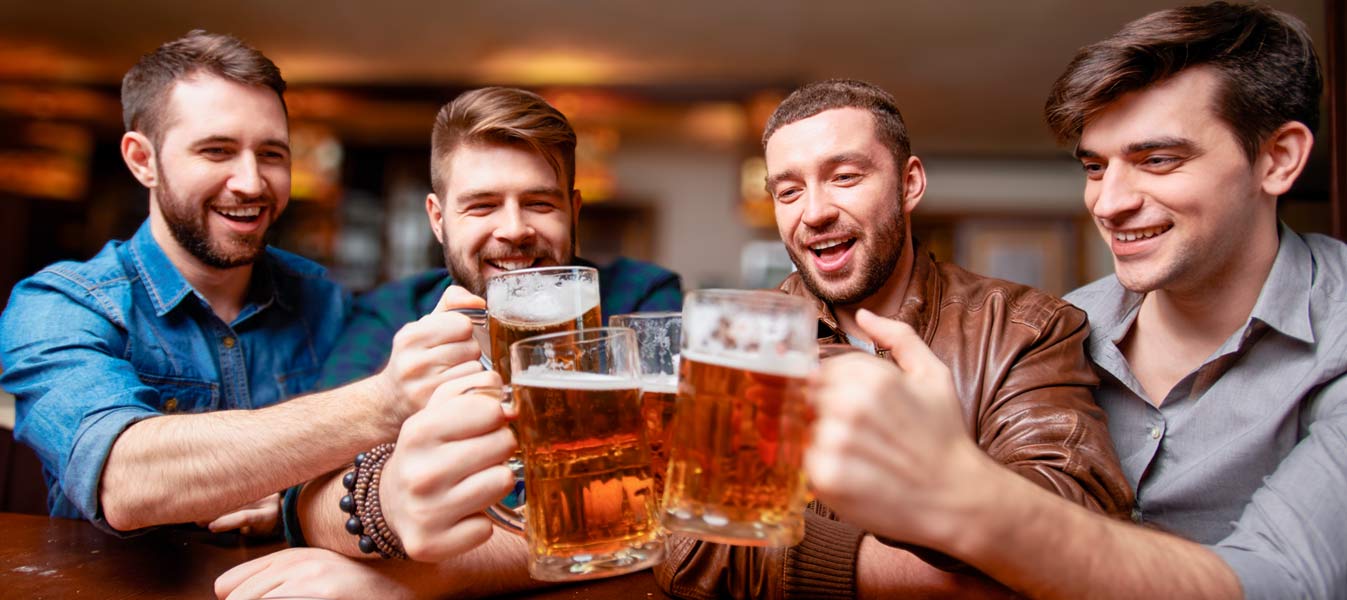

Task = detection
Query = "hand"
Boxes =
[378,285,488,420]
[215,547,415,600]
[380,371,518,562]
[200,493,280,536]
[805,309,993,546]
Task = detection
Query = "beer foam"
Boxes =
[640,375,678,394]
[488,274,600,324]
[512,369,641,391]
[680,349,815,378]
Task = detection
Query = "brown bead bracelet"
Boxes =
[339,442,408,559]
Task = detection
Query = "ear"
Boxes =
[426,193,446,245]
[900,155,927,214]
[1258,121,1313,197]
[569,188,583,255]
[121,131,158,189]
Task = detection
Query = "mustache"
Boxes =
[480,246,549,261]
[796,225,861,245]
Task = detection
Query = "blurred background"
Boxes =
[0,0,1342,303]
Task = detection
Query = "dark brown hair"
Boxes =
[430,87,577,197]
[1045,1,1321,162]
[763,79,912,166]
[121,30,287,145]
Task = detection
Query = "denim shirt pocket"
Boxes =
[137,373,220,414]
[275,367,321,401]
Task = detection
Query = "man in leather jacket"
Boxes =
[655,78,1135,599]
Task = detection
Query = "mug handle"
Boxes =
[464,384,527,536]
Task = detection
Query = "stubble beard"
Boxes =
[791,203,906,306]
[157,166,269,270]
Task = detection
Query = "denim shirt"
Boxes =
[0,221,347,533]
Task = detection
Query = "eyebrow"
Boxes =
[455,186,565,203]
[1075,136,1195,160]
[764,152,876,191]
[190,135,291,153]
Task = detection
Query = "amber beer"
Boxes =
[484,266,601,384]
[639,376,679,498]
[663,351,811,546]
[512,371,663,579]
[488,309,600,383]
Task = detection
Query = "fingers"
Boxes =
[215,553,275,599]
[393,311,479,351]
[435,285,486,313]
[854,309,936,373]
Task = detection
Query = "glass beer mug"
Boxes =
[661,290,818,547]
[484,327,665,581]
[609,312,681,500]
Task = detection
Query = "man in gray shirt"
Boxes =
[802,2,1343,598]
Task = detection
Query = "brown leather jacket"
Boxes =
[656,248,1134,599]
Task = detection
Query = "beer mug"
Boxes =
[662,290,818,547]
[609,312,681,499]
[486,327,665,581]
[452,266,602,383]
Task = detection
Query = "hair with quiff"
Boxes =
[1045,1,1321,162]
[429,87,577,197]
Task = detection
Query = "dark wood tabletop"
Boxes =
[0,512,666,599]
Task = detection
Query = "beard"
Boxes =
[443,238,573,298]
[157,163,271,270]
[788,200,906,307]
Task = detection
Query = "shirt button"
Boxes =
[222,336,236,348]
[164,397,179,412]
[1149,425,1162,440]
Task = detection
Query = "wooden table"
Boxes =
[0,513,667,599]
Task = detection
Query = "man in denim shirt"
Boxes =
[0,31,507,539]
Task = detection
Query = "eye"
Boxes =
[1080,161,1105,180]
[259,150,289,163]
[201,147,232,159]
[774,187,801,203]
[525,199,560,213]
[833,172,861,184]
[464,202,498,216]
[1142,155,1179,169]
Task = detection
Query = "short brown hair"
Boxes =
[1045,1,1321,162]
[430,87,577,197]
[121,30,287,145]
[762,79,912,166]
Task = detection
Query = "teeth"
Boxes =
[491,260,534,271]
[216,207,262,218]
[1114,226,1168,242]
[809,239,850,251]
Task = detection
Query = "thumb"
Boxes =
[855,308,934,373]
[436,284,487,313]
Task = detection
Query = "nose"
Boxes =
[800,186,839,229]
[492,201,536,244]
[227,153,265,199]
[1089,163,1144,224]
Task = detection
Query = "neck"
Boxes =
[834,237,916,344]
[1142,226,1280,350]
[148,215,253,324]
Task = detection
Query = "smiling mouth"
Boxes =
[213,206,264,223]
[1112,224,1172,242]
[809,237,856,260]
[486,258,539,271]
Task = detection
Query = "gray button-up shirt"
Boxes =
[1066,224,1347,600]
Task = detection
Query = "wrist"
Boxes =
[366,373,410,436]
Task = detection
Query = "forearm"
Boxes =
[856,536,1016,600]
[370,528,540,600]
[952,456,1240,600]
[101,376,401,531]
[298,467,364,556]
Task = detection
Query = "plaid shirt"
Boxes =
[314,256,683,390]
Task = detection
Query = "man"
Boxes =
[216,86,683,599]
[0,32,506,542]
[312,86,682,392]
[651,79,1134,599]
[802,3,1345,599]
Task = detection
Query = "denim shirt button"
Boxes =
[164,397,179,412]
[222,336,236,349]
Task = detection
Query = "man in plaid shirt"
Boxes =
[314,87,683,391]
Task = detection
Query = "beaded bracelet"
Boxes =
[339,442,408,559]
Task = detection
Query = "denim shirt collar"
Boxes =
[126,220,286,321]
